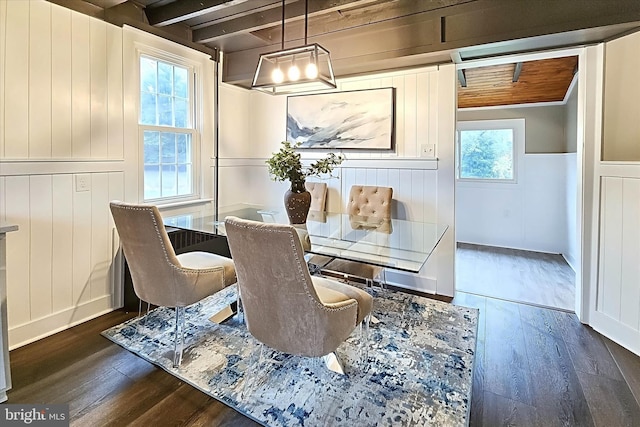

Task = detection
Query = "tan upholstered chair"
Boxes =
[304,181,332,269]
[305,181,327,212]
[224,216,372,374]
[324,185,393,289]
[110,201,237,367]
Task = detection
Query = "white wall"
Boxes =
[0,0,124,347]
[458,105,567,153]
[218,64,457,296]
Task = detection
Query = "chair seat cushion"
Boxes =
[325,259,383,281]
[176,252,237,286]
[312,276,373,325]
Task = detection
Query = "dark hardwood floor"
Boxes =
[5,294,640,426]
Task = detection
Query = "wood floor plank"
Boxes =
[520,321,595,427]
[576,370,640,427]
[554,311,624,381]
[481,391,540,427]
[483,298,534,406]
[602,336,640,408]
[518,302,563,340]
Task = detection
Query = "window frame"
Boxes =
[456,119,524,184]
[136,50,200,203]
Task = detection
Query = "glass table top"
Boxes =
[163,204,448,274]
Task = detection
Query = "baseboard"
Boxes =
[384,270,438,294]
[8,295,115,349]
[562,253,578,273]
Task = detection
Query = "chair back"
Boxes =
[110,201,206,307]
[347,185,392,218]
[224,216,355,356]
[305,181,327,211]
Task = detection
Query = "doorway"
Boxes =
[453,54,580,312]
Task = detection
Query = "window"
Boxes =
[456,120,522,182]
[139,55,196,200]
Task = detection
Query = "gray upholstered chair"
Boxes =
[224,216,372,374]
[324,185,393,290]
[109,201,237,367]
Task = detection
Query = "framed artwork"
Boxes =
[286,87,395,150]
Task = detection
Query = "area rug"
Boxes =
[102,285,478,426]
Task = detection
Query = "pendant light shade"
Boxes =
[251,0,336,95]
[252,44,336,95]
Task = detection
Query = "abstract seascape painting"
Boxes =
[287,87,395,150]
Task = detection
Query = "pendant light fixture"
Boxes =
[251,0,336,95]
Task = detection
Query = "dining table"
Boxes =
[163,204,448,275]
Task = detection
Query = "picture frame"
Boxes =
[286,87,395,150]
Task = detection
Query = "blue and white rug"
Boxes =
[102,285,478,426]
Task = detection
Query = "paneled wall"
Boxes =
[596,175,640,353]
[218,65,456,295]
[0,1,124,347]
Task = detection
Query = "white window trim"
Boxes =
[122,26,215,205]
[456,118,525,185]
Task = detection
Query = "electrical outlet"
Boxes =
[420,144,435,157]
[75,174,91,192]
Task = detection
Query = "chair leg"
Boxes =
[322,352,346,375]
[209,301,238,324]
[173,306,185,368]
[378,268,387,293]
[359,313,371,364]
[241,341,267,399]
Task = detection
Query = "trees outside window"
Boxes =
[456,119,523,183]
[458,129,514,180]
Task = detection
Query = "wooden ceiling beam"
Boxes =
[192,0,381,43]
[458,69,467,87]
[145,0,257,27]
[512,62,523,82]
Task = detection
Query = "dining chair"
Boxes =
[323,185,393,290]
[304,181,333,271]
[224,216,372,375]
[109,201,237,367]
[305,181,327,212]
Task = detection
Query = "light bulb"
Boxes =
[288,65,300,81]
[305,63,318,79]
[272,68,284,84]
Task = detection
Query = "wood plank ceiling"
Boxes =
[457,56,578,108]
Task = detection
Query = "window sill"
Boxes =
[155,198,214,210]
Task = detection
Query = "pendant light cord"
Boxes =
[281,0,285,50]
[304,0,308,44]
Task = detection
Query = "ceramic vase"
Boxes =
[284,180,311,224]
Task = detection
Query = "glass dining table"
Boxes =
[163,204,448,274]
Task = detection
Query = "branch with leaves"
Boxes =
[266,141,345,186]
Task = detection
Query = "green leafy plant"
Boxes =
[266,141,344,192]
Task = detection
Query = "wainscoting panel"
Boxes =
[2,172,124,348]
[3,0,29,158]
[51,3,72,158]
[52,175,74,313]
[29,1,52,158]
[598,176,640,330]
